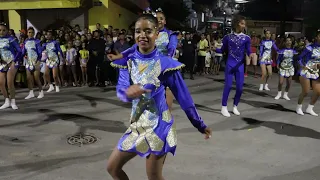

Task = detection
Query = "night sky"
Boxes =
[242,0,304,21]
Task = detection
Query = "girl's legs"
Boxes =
[34,63,44,98]
[306,80,320,116]
[297,76,311,115]
[7,62,18,109]
[81,66,85,85]
[166,88,174,112]
[25,69,35,99]
[221,64,233,117]
[45,65,55,92]
[52,66,60,92]
[107,147,136,180]
[283,76,292,100]
[71,65,78,86]
[146,154,167,180]
[259,64,267,91]
[264,64,272,90]
[59,65,65,87]
[0,71,9,109]
[275,75,284,100]
[233,65,244,116]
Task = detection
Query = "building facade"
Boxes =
[0,0,149,33]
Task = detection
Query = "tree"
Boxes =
[149,0,191,23]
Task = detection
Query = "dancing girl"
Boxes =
[274,37,297,100]
[216,15,251,117]
[259,29,279,91]
[0,22,22,110]
[106,13,211,180]
[108,7,178,112]
[23,27,44,99]
[42,31,63,93]
[296,31,320,116]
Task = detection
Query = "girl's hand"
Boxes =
[126,84,151,98]
[204,128,212,140]
[107,54,122,61]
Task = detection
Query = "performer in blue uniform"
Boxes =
[274,37,297,100]
[296,31,320,116]
[23,27,44,99]
[0,22,22,110]
[42,31,63,93]
[106,14,211,180]
[108,7,178,112]
[259,29,279,91]
[216,15,251,117]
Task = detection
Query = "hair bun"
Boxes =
[0,22,7,26]
[155,8,163,12]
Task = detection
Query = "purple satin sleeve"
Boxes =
[259,41,264,57]
[277,54,283,65]
[167,34,178,57]
[121,44,136,58]
[245,37,251,56]
[36,40,43,60]
[116,68,132,102]
[298,47,311,67]
[164,71,207,133]
[11,39,22,62]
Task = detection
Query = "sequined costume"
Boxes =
[0,36,21,72]
[259,40,278,65]
[299,43,320,80]
[121,27,178,58]
[217,33,251,106]
[111,47,207,157]
[22,38,42,71]
[277,48,297,77]
[42,40,63,68]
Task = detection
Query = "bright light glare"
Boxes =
[235,0,249,3]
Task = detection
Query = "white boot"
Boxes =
[306,104,318,116]
[37,90,44,99]
[296,104,304,115]
[264,84,270,91]
[259,84,264,91]
[221,106,230,117]
[47,84,54,92]
[275,91,282,100]
[283,92,290,100]
[233,105,240,115]
[55,86,60,92]
[25,90,35,99]
[0,98,10,109]
[10,99,18,110]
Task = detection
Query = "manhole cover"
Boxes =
[67,133,98,146]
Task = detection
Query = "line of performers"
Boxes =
[0,22,63,110]
[218,24,320,118]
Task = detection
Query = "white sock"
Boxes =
[37,90,44,99]
[283,92,290,100]
[233,105,240,115]
[221,106,230,117]
[306,104,318,116]
[25,90,35,99]
[275,91,282,100]
[0,98,10,110]
[10,99,18,110]
[55,86,60,92]
[296,104,304,115]
[264,84,270,91]
[259,84,263,91]
[47,84,54,92]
